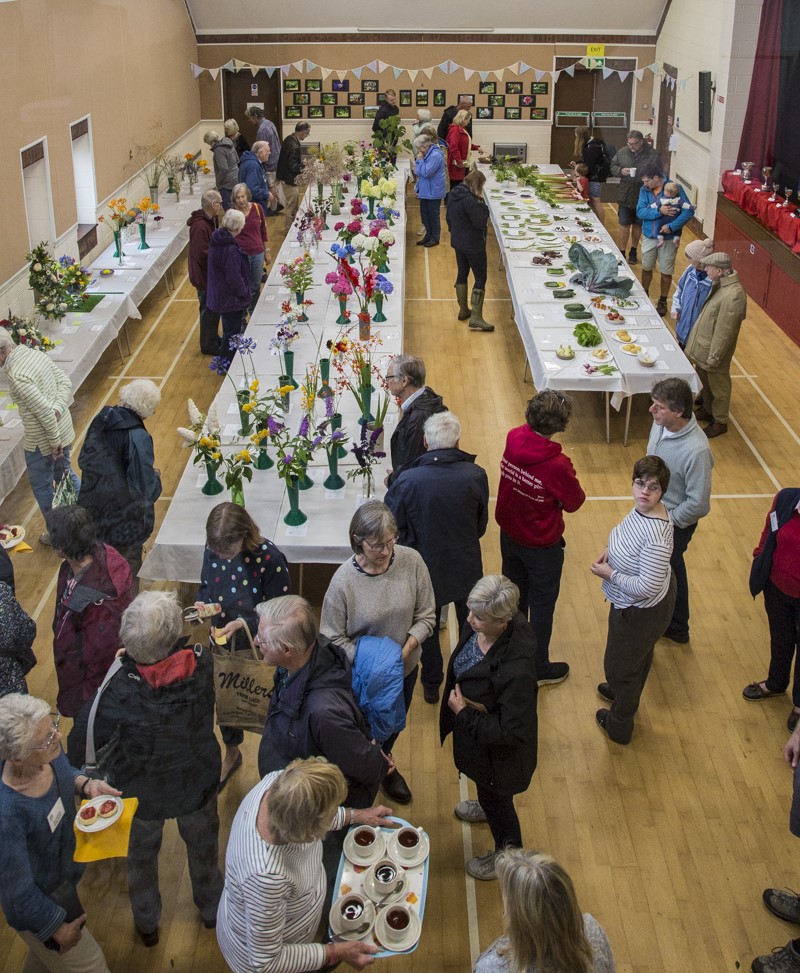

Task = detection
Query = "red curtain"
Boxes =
[737,0,783,171]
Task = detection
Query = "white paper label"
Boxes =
[285,524,309,536]
[48,797,65,833]
[771,511,779,532]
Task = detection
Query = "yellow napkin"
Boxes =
[73,797,139,862]
[12,541,32,554]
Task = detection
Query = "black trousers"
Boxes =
[764,580,800,706]
[454,249,488,289]
[665,522,697,638]
[476,783,522,851]
[420,600,468,689]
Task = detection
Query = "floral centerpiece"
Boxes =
[221,447,254,506]
[209,334,259,434]
[279,253,315,320]
[177,399,224,495]
[0,313,56,352]
[57,256,91,299]
[270,320,300,388]
[348,425,387,500]
[294,204,329,248]
[325,260,357,324]
[327,328,390,426]
[98,198,137,259]
[26,244,77,320]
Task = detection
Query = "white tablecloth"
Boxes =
[482,167,700,408]
[141,172,410,582]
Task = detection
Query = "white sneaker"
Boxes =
[465,851,499,881]
[454,799,487,823]
[417,226,426,236]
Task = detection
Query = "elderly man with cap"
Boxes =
[670,238,714,348]
[684,251,748,439]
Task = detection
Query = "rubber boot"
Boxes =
[469,288,494,332]
[455,283,471,320]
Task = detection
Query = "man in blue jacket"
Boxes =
[385,411,489,702]
[636,162,693,316]
[237,141,274,212]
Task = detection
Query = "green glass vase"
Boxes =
[284,475,307,526]
[201,462,224,496]
[372,295,387,323]
[137,222,150,250]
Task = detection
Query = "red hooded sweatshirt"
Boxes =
[495,425,586,548]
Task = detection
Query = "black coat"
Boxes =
[372,101,399,135]
[68,640,220,820]
[385,448,488,605]
[257,635,387,808]
[276,134,302,186]
[388,387,447,485]
[446,183,489,254]
[437,106,473,141]
[440,613,538,795]
[78,406,162,550]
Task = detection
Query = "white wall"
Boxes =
[656,0,762,234]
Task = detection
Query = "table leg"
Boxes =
[623,396,633,447]
[115,334,125,364]
[605,392,611,444]
[122,321,132,356]
[522,359,530,383]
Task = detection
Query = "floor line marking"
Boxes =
[728,412,782,491]
[424,248,432,302]
[732,354,800,451]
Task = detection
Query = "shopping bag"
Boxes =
[211,624,272,733]
[52,467,78,508]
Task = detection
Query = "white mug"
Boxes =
[629,167,637,178]
[383,905,412,943]
[337,894,368,932]
[394,826,421,861]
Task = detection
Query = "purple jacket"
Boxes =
[206,228,251,314]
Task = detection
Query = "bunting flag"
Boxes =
[552,71,561,83]
[265,66,276,78]
[376,60,388,73]
[352,67,363,80]
[495,69,505,81]
[393,67,403,79]
[602,67,614,80]
[564,64,576,77]
[208,67,219,81]
[438,61,451,74]
[250,65,259,77]
[189,63,204,79]
[635,68,645,81]
[408,70,418,83]
[578,58,589,68]
[648,62,659,73]
[479,70,489,81]
[518,62,531,75]
[281,64,291,76]
[449,60,459,74]
[321,67,332,81]
[618,70,629,82]
[293,60,304,72]
[367,60,377,72]
[463,68,475,81]
[306,61,316,72]
[423,67,434,80]
[336,69,348,80]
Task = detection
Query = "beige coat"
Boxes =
[684,271,747,371]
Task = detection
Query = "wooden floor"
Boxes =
[2,197,800,973]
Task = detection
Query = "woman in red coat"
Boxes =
[446,110,475,191]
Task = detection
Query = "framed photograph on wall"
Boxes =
[293,93,310,105]
[416,90,428,106]
[377,92,386,102]
[283,79,300,92]
[531,82,549,95]
[364,106,379,118]
[433,89,446,107]
[308,105,325,119]
[321,92,338,105]
[362,79,379,93]
[332,79,350,92]
[531,107,548,120]
[519,94,535,107]
[457,93,475,105]
[488,94,505,108]
[334,105,351,119]
[285,106,302,118]
[478,81,496,95]
[506,81,523,94]
[305,79,322,92]
[348,92,365,105]
[476,106,494,120]
[399,90,412,106]
[504,107,521,120]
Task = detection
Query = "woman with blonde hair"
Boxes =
[475,850,616,973]
[231,181,270,314]
[446,109,475,191]
[217,757,392,973]
[224,118,250,159]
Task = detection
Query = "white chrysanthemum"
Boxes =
[351,234,367,250]
[378,230,395,244]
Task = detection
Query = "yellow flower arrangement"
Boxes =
[250,379,260,393]
[235,449,252,464]
[250,429,269,446]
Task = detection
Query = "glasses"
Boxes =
[362,535,397,554]
[385,372,400,381]
[633,478,662,494]
[32,715,60,750]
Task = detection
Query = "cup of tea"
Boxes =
[395,826,421,860]
[373,859,399,891]
[352,826,378,853]
[383,905,412,943]
[628,167,636,178]
[338,894,368,932]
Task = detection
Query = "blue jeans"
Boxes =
[419,197,442,243]
[665,522,697,638]
[246,252,264,314]
[24,446,80,514]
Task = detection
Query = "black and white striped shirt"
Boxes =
[602,508,674,609]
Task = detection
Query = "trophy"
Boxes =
[762,165,773,190]
[770,181,779,201]
[783,186,793,208]
[741,161,754,182]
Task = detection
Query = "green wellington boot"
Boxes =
[469,288,494,332]
[455,283,471,320]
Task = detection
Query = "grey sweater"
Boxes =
[647,415,713,529]
[474,914,616,973]
[320,545,435,675]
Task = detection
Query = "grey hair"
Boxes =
[467,575,520,623]
[420,124,438,140]
[232,182,252,203]
[245,106,265,120]
[392,354,425,388]
[201,189,222,212]
[424,411,461,449]
[251,140,269,154]
[203,131,220,146]
[256,595,318,655]
[416,109,432,123]
[224,118,240,136]
[267,757,347,843]
[120,591,184,664]
[221,209,245,233]
[0,329,16,353]
[119,379,160,418]
[0,694,51,761]
[349,501,397,555]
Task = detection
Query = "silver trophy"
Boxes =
[783,186,793,208]
[741,161,754,182]
[762,165,773,190]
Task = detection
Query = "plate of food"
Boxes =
[610,330,641,344]
[605,311,626,323]
[588,347,613,364]
[75,796,124,833]
[637,349,659,367]
[611,297,640,309]
[619,342,644,357]
[99,268,115,277]
[0,525,25,549]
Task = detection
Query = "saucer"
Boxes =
[362,863,408,905]
[343,828,386,867]
[374,907,421,952]
[328,897,375,941]
[386,829,430,869]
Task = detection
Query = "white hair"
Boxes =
[416,109,432,123]
[0,329,17,353]
[224,118,240,136]
[119,379,160,419]
[467,575,520,623]
[203,131,220,146]
[0,695,51,760]
[424,411,461,450]
[120,591,184,664]
[221,209,246,233]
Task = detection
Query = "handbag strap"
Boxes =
[84,657,123,770]
[231,621,259,661]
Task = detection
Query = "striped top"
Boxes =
[601,508,674,609]
[5,344,74,452]
[216,771,346,973]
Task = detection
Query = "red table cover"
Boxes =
[721,171,800,252]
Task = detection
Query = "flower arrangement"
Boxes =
[177,399,223,468]
[270,321,300,379]
[183,153,210,181]
[279,253,315,295]
[295,205,328,247]
[209,334,259,430]
[347,424,387,497]
[98,198,137,231]
[134,197,161,223]
[324,262,356,317]
[326,327,390,424]
[321,143,349,184]
[57,256,91,297]
[26,244,73,321]
[0,313,56,352]
[125,120,170,189]
[296,156,327,196]
[274,410,334,483]
[221,447,254,502]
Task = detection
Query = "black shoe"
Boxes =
[789,711,800,733]
[628,247,638,264]
[423,240,439,248]
[537,662,570,686]
[423,685,440,704]
[596,709,610,733]
[416,238,429,246]
[382,770,412,804]
[138,928,159,948]
[662,629,690,644]
[202,919,217,930]
[656,297,668,316]
[597,682,615,702]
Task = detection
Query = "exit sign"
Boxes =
[587,44,605,57]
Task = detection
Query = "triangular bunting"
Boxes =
[306,61,316,72]
[190,63,204,79]
[564,64,576,77]
[321,67,333,81]
[579,58,589,68]
[265,67,276,78]
[602,67,613,80]
[376,61,387,73]
[635,68,645,81]
[438,61,450,74]
[293,60,304,71]
[648,62,659,73]
[250,65,260,77]
[617,70,629,82]
[448,61,459,74]
[408,70,418,83]
[495,69,505,81]
[393,67,403,79]
[463,68,475,81]
[280,64,291,76]
[336,69,348,80]
[535,70,545,81]
[208,67,219,81]
[518,62,531,75]
[367,61,377,72]
[352,67,363,80]
[479,71,489,82]
[423,67,434,80]
[552,71,561,83]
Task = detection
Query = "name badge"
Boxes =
[770,511,779,532]
[47,797,65,833]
